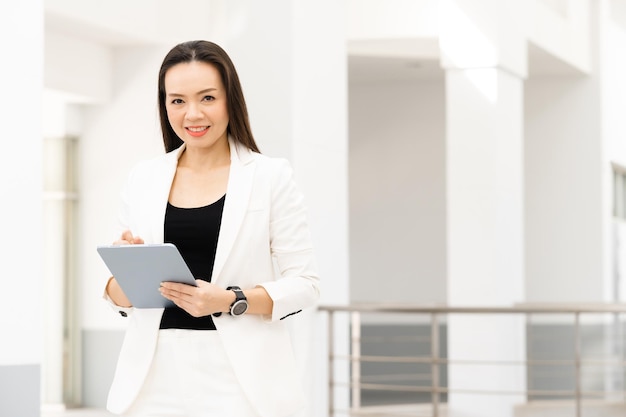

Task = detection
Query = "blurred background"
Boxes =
[1,0,626,416]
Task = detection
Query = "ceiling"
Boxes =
[348,55,443,83]
[45,4,589,85]
[348,39,587,84]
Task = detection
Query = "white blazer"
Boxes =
[105,139,320,417]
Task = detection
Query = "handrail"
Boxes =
[319,303,626,417]
[320,302,626,314]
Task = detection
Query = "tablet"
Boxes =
[97,243,197,308]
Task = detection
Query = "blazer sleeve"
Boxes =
[257,159,320,322]
[101,166,137,317]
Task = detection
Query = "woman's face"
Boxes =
[164,61,229,151]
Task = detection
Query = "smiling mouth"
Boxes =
[186,126,209,133]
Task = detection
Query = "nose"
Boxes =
[185,102,203,121]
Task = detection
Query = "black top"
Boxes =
[159,195,226,330]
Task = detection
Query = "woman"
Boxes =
[103,40,320,417]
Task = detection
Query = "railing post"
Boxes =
[574,312,581,417]
[351,311,362,410]
[612,311,625,401]
[431,313,440,417]
[615,313,626,404]
[526,312,532,403]
[328,310,335,417]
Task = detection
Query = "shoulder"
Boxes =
[248,153,296,193]
[124,149,178,186]
[250,152,292,178]
[249,154,302,203]
[231,139,291,178]
[130,148,177,174]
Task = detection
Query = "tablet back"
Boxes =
[97,243,196,308]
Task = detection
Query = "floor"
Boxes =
[42,408,113,417]
[41,406,428,417]
[40,401,626,417]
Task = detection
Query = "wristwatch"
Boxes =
[227,286,248,316]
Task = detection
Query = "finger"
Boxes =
[161,291,186,309]
[160,289,195,312]
[160,288,181,301]
[163,289,208,318]
[159,288,171,300]
[160,282,196,296]
[159,287,183,303]
[121,230,134,242]
[133,236,144,244]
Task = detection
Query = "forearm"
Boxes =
[105,277,132,308]
[244,286,273,315]
[216,286,273,316]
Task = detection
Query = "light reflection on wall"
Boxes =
[439,0,498,103]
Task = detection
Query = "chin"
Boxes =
[186,138,225,149]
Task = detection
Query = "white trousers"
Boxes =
[122,329,260,417]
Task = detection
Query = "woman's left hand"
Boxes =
[159,280,233,317]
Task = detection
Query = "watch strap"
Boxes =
[226,286,248,316]
[227,285,244,299]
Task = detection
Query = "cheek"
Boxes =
[166,110,182,128]
[218,106,229,125]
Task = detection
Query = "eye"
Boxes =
[202,95,215,102]
[170,98,184,105]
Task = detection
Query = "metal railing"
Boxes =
[319,303,626,417]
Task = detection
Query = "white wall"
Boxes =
[602,20,626,164]
[528,0,592,73]
[45,31,112,103]
[0,0,44,366]
[347,0,439,39]
[349,78,447,305]
[524,0,626,303]
[524,74,604,301]
[45,0,213,45]
[0,1,44,415]
[601,3,626,304]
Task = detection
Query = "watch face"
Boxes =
[232,300,248,316]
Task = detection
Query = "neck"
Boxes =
[179,140,231,171]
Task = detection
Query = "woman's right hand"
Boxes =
[114,230,144,246]
[106,230,143,308]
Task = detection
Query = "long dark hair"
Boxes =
[158,40,259,153]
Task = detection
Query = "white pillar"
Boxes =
[210,1,350,415]
[291,3,350,415]
[0,1,44,416]
[42,135,69,409]
[440,1,526,416]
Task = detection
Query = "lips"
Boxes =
[185,126,209,137]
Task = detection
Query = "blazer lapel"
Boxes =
[150,146,184,244]
[212,139,256,284]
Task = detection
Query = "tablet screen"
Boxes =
[97,243,197,308]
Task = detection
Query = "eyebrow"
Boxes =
[167,88,217,97]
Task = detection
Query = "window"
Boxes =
[43,135,80,406]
